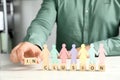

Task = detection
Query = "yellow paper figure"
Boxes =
[40,44,50,70]
[78,44,89,70]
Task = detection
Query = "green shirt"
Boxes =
[24,0,120,56]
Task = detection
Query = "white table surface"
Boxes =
[0,54,120,80]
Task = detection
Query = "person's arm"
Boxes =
[93,35,120,56]
[24,0,57,49]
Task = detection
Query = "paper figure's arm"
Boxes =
[94,49,98,56]
[47,49,51,58]
[39,51,44,60]
[65,49,70,58]
[50,50,53,58]
[59,50,62,57]
[55,50,60,58]
[104,49,107,55]
[78,50,81,58]
[97,49,100,56]
[86,51,89,58]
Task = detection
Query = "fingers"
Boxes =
[16,42,35,63]
[10,42,42,64]
[10,42,30,63]
[33,45,41,57]
[32,45,42,63]
[36,56,42,64]
[10,51,19,63]
[17,48,25,63]
[10,42,24,63]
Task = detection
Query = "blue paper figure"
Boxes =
[70,44,78,64]
[50,45,59,64]
[88,44,98,64]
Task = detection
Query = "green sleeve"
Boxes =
[93,1,120,56]
[24,0,57,48]
[93,35,120,56]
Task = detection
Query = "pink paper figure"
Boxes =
[59,43,69,63]
[98,43,107,65]
[70,44,78,64]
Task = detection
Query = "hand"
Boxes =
[10,42,41,64]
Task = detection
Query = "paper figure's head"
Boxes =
[43,44,47,48]
[62,43,66,48]
[72,44,76,48]
[100,43,104,48]
[81,44,85,48]
[52,45,56,48]
[90,44,94,48]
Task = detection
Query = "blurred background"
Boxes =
[0,0,56,53]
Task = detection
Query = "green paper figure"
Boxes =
[50,45,59,64]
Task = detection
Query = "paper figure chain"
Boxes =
[24,43,107,71]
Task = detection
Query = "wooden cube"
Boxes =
[70,64,77,71]
[89,64,96,71]
[80,65,86,71]
[99,65,105,71]
[24,58,37,65]
[52,64,58,70]
[43,65,49,70]
[60,63,66,71]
